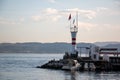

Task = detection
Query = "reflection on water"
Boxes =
[63,70,120,80]
[64,71,77,80]
[70,71,77,80]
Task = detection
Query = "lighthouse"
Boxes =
[70,24,78,58]
[68,13,78,58]
[70,25,78,54]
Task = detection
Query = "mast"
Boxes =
[76,11,78,27]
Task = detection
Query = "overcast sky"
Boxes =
[0,0,120,43]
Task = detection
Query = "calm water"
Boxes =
[0,53,120,80]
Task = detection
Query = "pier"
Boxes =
[37,55,120,71]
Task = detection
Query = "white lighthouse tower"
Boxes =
[68,13,78,58]
[70,25,78,54]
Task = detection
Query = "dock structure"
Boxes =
[37,44,120,71]
[38,55,120,71]
[37,13,120,71]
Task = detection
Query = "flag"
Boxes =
[68,14,71,20]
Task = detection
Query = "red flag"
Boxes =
[68,14,71,20]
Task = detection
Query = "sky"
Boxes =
[0,0,120,43]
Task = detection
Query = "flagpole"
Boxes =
[76,11,78,27]
[68,14,72,28]
[70,18,71,28]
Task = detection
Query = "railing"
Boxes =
[70,26,78,32]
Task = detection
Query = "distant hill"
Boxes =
[94,42,120,51]
[0,42,70,53]
[0,42,92,53]
[104,44,120,51]
[0,42,120,53]
[94,42,120,47]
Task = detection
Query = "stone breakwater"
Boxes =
[36,56,120,71]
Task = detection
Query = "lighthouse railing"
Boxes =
[70,27,78,32]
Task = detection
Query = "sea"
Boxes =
[0,53,120,80]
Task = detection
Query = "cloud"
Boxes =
[97,7,120,16]
[31,7,115,23]
[43,8,58,15]
[31,8,63,22]
[31,14,61,22]
[79,22,97,28]
[31,8,98,22]
[78,21,97,31]
[51,15,61,21]
[96,7,108,12]
[67,8,97,19]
